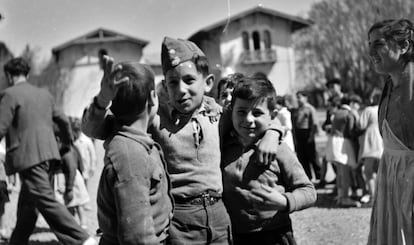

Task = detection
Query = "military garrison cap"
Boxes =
[161,37,206,73]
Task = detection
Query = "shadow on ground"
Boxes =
[0,227,61,245]
[314,184,373,209]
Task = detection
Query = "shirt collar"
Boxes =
[114,124,155,153]
[167,98,208,124]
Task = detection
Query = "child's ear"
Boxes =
[204,74,215,94]
[148,90,157,107]
[271,109,278,119]
[401,40,410,54]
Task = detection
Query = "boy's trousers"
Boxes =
[9,161,89,245]
[168,197,232,245]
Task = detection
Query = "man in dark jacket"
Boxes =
[0,58,94,245]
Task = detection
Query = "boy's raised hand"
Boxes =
[96,55,129,107]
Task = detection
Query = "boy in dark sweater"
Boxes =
[222,77,316,245]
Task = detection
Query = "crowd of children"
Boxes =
[0,35,382,245]
[79,37,317,245]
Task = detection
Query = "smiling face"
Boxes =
[164,61,207,113]
[232,98,273,146]
[368,28,403,74]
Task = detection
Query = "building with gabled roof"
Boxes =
[50,28,148,118]
[188,6,311,96]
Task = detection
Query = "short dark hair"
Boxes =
[217,73,244,97]
[349,94,362,104]
[193,55,209,77]
[231,76,277,112]
[326,78,341,88]
[4,57,30,77]
[296,90,309,98]
[110,63,155,124]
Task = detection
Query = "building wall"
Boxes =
[55,41,145,118]
[195,13,298,96]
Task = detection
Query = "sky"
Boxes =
[0,0,318,62]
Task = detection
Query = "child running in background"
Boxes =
[221,76,316,245]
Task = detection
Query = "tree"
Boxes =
[294,0,414,99]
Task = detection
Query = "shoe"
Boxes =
[82,236,96,245]
[338,197,361,208]
[316,180,326,189]
[360,194,371,204]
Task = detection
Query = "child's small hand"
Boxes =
[250,184,288,211]
[97,56,129,107]
[64,189,74,204]
[256,130,280,166]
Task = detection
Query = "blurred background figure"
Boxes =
[319,95,341,188]
[325,96,360,207]
[275,95,295,152]
[0,139,9,241]
[356,93,383,205]
[216,73,244,108]
[293,91,321,182]
[71,118,97,190]
[54,123,90,229]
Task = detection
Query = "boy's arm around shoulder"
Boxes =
[106,139,160,244]
[81,97,114,140]
[276,143,317,213]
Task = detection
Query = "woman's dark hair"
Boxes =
[110,63,155,125]
[3,57,30,77]
[369,19,414,63]
[231,76,277,112]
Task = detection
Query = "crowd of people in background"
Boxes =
[0,18,412,245]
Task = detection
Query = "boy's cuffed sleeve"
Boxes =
[277,144,317,213]
[267,117,284,142]
[81,97,113,140]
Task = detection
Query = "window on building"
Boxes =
[242,32,250,50]
[252,31,261,50]
[264,30,271,49]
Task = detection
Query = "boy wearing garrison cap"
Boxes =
[82,37,282,244]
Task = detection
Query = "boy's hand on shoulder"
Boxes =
[97,55,130,107]
[250,184,287,211]
[256,130,281,166]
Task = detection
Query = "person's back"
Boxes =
[95,62,173,244]
[0,82,61,174]
[358,105,383,160]
[1,57,94,245]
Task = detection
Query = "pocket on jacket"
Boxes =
[150,166,164,194]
